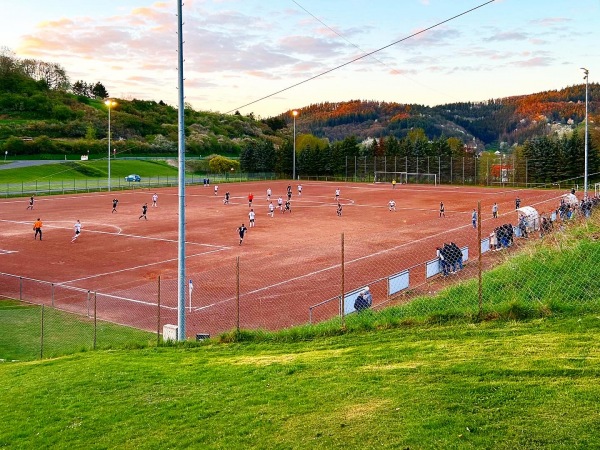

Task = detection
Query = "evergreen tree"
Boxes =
[240,140,257,173]
[91,81,109,99]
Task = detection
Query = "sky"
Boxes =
[1,0,598,118]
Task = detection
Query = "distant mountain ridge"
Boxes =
[282,84,598,148]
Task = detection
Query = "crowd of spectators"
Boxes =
[436,242,464,276]
[434,190,599,280]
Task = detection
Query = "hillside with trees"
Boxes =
[1,47,599,185]
[282,85,598,150]
[0,48,282,160]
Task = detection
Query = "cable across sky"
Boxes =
[226,0,496,115]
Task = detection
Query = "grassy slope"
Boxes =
[0,160,179,183]
[0,318,599,449]
[0,300,155,361]
[1,218,600,448]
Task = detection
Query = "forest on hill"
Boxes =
[1,48,599,185]
[283,84,599,148]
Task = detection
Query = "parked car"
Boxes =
[125,174,141,182]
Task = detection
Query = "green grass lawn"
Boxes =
[0,316,599,449]
[0,300,155,361]
[1,214,599,448]
[0,160,179,183]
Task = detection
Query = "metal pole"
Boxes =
[340,233,345,328]
[40,305,44,360]
[292,111,297,180]
[177,0,187,340]
[93,292,97,349]
[477,201,482,318]
[236,256,240,332]
[157,276,161,346]
[107,104,111,192]
[345,156,348,182]
[582,68,589,197]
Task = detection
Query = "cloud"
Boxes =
[484,31,529,42]
[529,17,571,26]
[514,56,554,67]
[400,27,462,49]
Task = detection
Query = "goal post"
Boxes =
[374,171,437,186]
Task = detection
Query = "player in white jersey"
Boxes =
[248,209,256,227]
[268,202,275,217]
[388,200,396,211]
[152,193,158,207]
[266,188,272,201]
[71,220,81,243]
[277,196,283,212]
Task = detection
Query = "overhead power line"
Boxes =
[225,0,495,115]
[291,0,464,104]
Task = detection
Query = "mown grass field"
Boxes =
[1,316,599,449]
[0,300,155,361]
[1,214,599,449]
[0,160,179,183]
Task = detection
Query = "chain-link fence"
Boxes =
[3,192,599,353]
[4,155,595,198]
[0,172,279,197]
[0,301,155,362]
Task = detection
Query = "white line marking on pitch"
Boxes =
[59,247,232,285]
[0,219,226,249]
[193,196,564,311]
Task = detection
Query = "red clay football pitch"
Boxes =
[0,181,563,337]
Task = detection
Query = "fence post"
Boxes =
[40,304,44,360]
[19,277,22,300]
[236,256,240,332]
[157,276,161,347]
[87,290,90,318]
[93,292,97,350]
[477,201,483,318]
[340,233,345,329]
[51,283,54,307]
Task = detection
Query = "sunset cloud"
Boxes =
[4,0,597,117]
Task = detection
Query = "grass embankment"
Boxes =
[0,299,155,362]
[0,217,599,448]
[0,160,179,183]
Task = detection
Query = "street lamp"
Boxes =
[105,99,117,191]
[292,110,298,180]
[581,68,589,198]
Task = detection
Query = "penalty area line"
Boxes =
[59,247,232,284]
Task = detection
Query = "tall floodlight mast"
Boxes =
[581,67,589,198]
[177,0,186,340]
